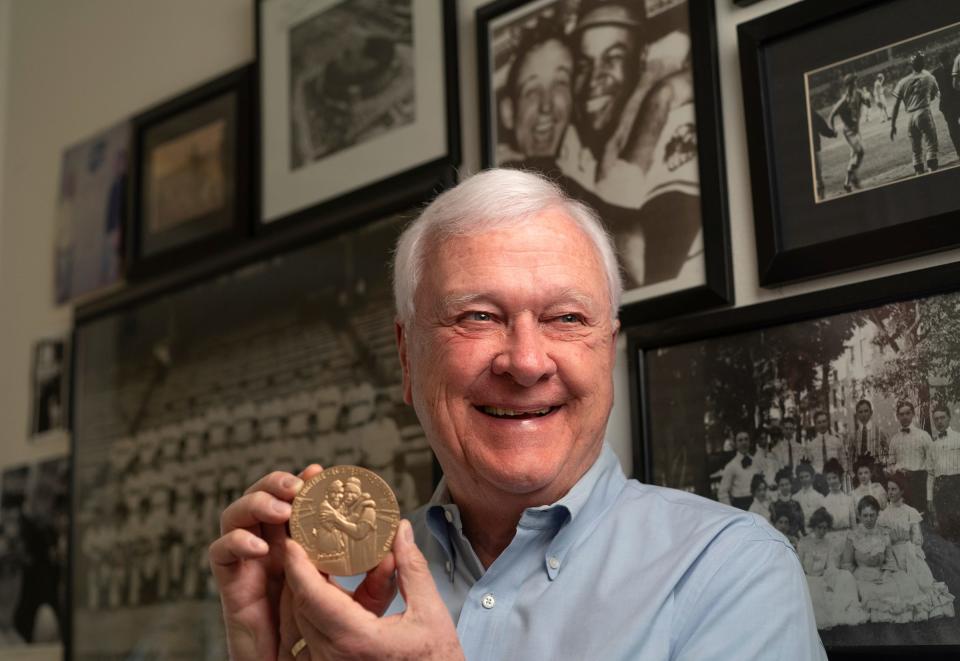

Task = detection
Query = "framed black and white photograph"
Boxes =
[740,0,960,286]
[29,337,69,438]
[127,64,253,279]
[477,0,731,324]
[54,120,128,304]
[69,203,436,660]
[0,455,70,648]
[628,263,960,657]
[255,0,460,231]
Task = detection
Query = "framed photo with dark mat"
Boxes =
[628,261,960,657]
[127,65,253,279]
[477,0,732,325]
[255,0,460,232]
[739,0,960,286]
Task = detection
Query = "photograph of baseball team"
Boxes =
[806,21,960,203]
[68,215,431,660]
[644,289,960,648]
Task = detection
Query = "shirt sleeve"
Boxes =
[717,463,734,505]
[671,529,826,661]
[893,78,905,100]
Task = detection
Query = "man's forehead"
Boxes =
[434,286,602,313]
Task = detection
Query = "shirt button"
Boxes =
[443,510,454,523]
[548,556,560,570]
[481,593,496,609]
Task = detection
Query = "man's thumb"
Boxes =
[394,519,439,612]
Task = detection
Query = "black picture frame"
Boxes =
[127,64,253,280]
[739,0,960,286]
[628,261,960,659]
[68,177,445,660]
[476,0,732,326]
[254,0,461,235]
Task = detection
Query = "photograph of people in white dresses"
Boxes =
[644,291,960,647]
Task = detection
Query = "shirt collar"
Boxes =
[423,443,627,580]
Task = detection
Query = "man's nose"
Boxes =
[538,89,553,112]
[491,317,557,387]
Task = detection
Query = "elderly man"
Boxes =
[209,169,824,660]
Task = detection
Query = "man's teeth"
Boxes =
[481,406,553,418]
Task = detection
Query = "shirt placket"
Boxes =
[456,524,542,660]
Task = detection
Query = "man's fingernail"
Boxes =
[402,519,414,543]
[283,476,304,491]
[273,500,292,515]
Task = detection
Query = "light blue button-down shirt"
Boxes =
[396,443,826,660]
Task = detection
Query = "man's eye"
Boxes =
[557,313,581,324]
[467,311,492,322]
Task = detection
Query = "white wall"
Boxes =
[2,4,960,647]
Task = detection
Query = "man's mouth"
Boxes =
[585,95,612,114]
[475,405,559,419]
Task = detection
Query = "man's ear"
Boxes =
[499,96,515,132]
[396,320,413,405]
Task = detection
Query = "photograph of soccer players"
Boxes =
[805,22,960,202]
[640,285,960,649]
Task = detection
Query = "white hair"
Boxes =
[392,168,623,323]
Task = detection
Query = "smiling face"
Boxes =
[574,24,639,151]
[510,39,573,158]
[398,210,618,507]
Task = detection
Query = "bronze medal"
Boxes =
[290,465,400,576]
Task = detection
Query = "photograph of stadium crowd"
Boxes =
[805,21,960,203]
[643,289,960,648]
[70,213,431,660]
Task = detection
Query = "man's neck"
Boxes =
[445,454,600,569]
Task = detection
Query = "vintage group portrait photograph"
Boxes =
[637,285,960,650]
[479,0,716,307]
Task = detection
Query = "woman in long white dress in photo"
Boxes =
[877,474,955,620]
[797,507,867,629]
